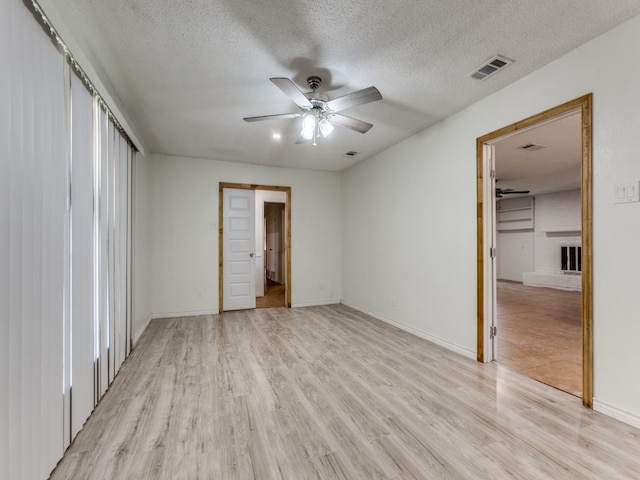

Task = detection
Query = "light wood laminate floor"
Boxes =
[497,281,582,397]
[50,305,640,479]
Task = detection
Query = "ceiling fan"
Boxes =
[243,76,382,145]
[496,187,530,198]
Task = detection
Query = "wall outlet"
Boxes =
[391,296,397,306]
[319,283,324,291]
[196,289,203,299]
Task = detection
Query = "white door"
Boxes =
[223,188,256,310]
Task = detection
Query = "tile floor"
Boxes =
[496,280,582,397]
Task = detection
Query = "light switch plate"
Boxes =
[614,182,640,204]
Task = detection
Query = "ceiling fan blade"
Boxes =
[496,188,530,197]
[326,86,382,112]
[243,112,301,122]
[502,190,530,194]
[329,114,374,134]
[270,78,313,109]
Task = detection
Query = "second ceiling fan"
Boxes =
[243,76,382,145]
[496,187,531,198]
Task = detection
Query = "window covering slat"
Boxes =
[71,70,96,441]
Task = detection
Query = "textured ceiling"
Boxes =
[48,0,640,171]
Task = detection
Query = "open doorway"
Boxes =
[257,199,287,308]
[493,112,582,396]
[218,182,291,313]
[476,94,593,407]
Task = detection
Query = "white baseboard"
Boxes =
[341,301,476,360]
[133,313,153,344]
[593,399,640,429]
[292,299,341,308]
[152,309,218,319]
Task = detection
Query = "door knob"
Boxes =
[250,252,255,257]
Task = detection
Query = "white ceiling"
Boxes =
[49,0,640,171]
[494,112,582,198]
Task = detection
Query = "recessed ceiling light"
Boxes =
[272,133,281,141]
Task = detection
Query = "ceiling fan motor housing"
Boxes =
[306,76,322,90]
[305,77,329,106]
[308,97,329,110]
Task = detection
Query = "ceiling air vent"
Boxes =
[468,55,514,80]
[344,151,358,158]
[518,143,546,151]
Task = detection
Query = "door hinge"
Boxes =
[490,169,496,179]
[490,247,496,258]
[490,325,498,339]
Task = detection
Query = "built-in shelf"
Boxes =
[542,226,581,234]
[499,217,532,222]
[497,197,534,231]
[497,206,531,213]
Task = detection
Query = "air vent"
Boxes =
[344,151,358,158]
[468,55,514,80]
[518,143,546,151]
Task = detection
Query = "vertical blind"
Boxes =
[1,0,136,478]
[70,69,95,440]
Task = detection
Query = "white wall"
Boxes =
[342,15,640,426]
[497,230,534,282]
[151,154,342,316]
[134,152,152,340]
[496,196,535,282]
[342,125,478,358]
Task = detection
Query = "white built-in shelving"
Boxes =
[496,197,534,231]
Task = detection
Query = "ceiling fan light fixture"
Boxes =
[318,117,334,137]
[301,114,317,140]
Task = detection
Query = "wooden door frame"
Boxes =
[219,182,292,313]
[476,94,593,407]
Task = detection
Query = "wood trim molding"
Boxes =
[285,188,292,308]
[476,139,485,362]
[580,95,594,407]
[476,94,593,407]
[218,182,292,313]
[218,186,224,314]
